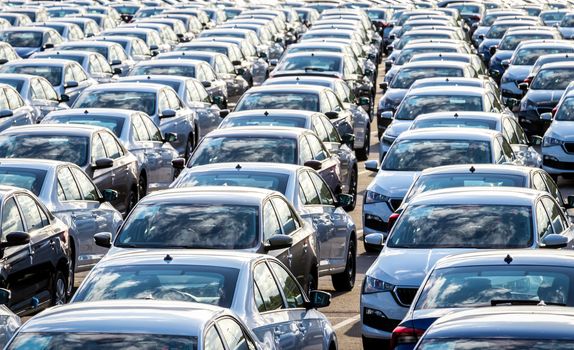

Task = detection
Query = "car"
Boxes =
[128,59,229,108]
[393,250,574,349]
[0,159,123,290]
[121,22,179,51]
[219,21,284,60]
[361,186,574,348]
[72,251,335,350]
[56,40,135,76]
[0,27,63,59]
[362,128,520,246]
[87,35,154,63]
[102,27,167,53]
[540,9,570,26]
[138,17,193,43]
[408,52,488,76]
[0,74,70,122]
[0,125,139,215]
[0,185,71,315]
[72,83,198,159]
[52,17,101,38]
[171,162,357,290]
[30,50,121,84]
[4,300,264,349]
[46,6,86,19]
[29,21,85,42]
[42,108,181,196]
[0,83,35,132]
[0,13,32,27]
[526,53,574,83]
[94,186,320,293]
[470,10,528,46]
[413,306,574,349]
[558,12,574,39]
[0,59,97,106]
[477,18,541,62]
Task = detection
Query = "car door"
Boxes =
[4,87,33,128]
[89,132,117,206]
[129,113,160,189]
[99,131,132,210]
[305,134,340,193]
[268,260,324,350]
[140,113,175,186]
[540,196,574,245]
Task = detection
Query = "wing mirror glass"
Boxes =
[308,290,331,308]
[113,67,122,75]
[219,109,230,118]
[501,59,510,69]
[336,193,354,208]
[59,94,70,103]
[540,112,553,121]
[529,135,543,146]
[381,111,394,119]
[358,97,370,106]
[172,158,185,169]
[101,189,118,203]
[164,132,178,143]
[202,81,212,88]
[325,111,339,119]
[0,288,10,304]
[365,160,379,172]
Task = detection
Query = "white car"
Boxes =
[361,187,574,348]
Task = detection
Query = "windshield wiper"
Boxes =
[491,299,566,306]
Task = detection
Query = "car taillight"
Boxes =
[390,326,425,349]
[523,77,532,84]
[388,212,400,230]
[470,14,481,20]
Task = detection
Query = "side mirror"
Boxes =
[42,43,54,50]
[518,82,529,92]
[472,22,479,28]
[501,59,510,69]
[478,34,485,40]
[505,98,518,109]
[336,193,354,208]
[386,45,394,53]
[219,109,230,118]
[489,46,497,55]
[358,97,370,106]
[540,112,553,121]
[236,67,245,75]
[113,67,122,75]
[341,133,355,145]
[324,111,339,119]
[151,50,159,57]
[529,135,543,146]
[0,110,13,118]
[101,189,118,203]
[111,59,121,66]
[542,233,568,249]
[258,51,267,59]
[0,231,30,248]
[59,94,70,103]
[160,109,177,118]
[389,34,396,40]
[308,290,331,308]
[232,60,242,65]
[164,132,177,143]
[379,82,388,92]
[275,36,283,43]
[172,158,185,169]
[64,81,79,89]
[150,45,159,51]
[202,81,212,88]
[93,232,112,248]
[264,235,293,251]
[92,158,113,169]
[269,59,279,66]
[304,160,322,170]
[0,59,8,65]
[364,233,384,252]
[364,69,373,77]
[365,160,379,172]
[381,111,394,119]
[0,288,10,304]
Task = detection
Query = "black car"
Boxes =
[0,186,70,316]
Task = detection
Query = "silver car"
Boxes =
[5,300,263,350]
[72,251,334,350]
[56,40,135,76]
[171,162,357,291]
[0,159,123,285]
[42,108,181,196]
[0,83,35,132]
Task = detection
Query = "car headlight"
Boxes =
[543,136,563,147]
[365,190,389,204]
[363,275,395,294]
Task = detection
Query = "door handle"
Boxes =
[49,240,56,249]
[273,327,282,339]
[287,251,293,266]
[303,241,308,254]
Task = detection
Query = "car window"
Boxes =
[299,171,321,205]
[30,79,46,100]
[71,63,88,82]
[312,116,329,142]
[308,171,335,205]
[194,80,211,103]
[91,133,107,161]
[269,261,305,308]
[186,81,200,102]
[500,137,514,160]
[70,167,99,201]
[57,167,82,201]
[326,90,342,112]
[541,196,567,234]
[2,197,24,236]
[502,118,519,144]
[533,172,548,192]
[158,90,169,112]
[140,114,163,142]
[204,325,225,350]
[40,79,59,101]
[0,89,8,111]
[217,318,254,350]
[131,114,150,141]
[16,194,48,231]
[299,136,313,163]
[306,134,328,161]
[271,197,299,235]
[511,118,529,145]
[536,201,554,238]
[543,172,562,203]
[253,262,283,312]
[89,55,103,74]
[64,66,75,84]
[5,87,22,110]
[263,201,282,241]
[99,131,122,159]
[165,89,182,110]
[320,116,341,143]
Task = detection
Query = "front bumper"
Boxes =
[543,144,574,174]
[361,291,409,340]
[362,201,394,238]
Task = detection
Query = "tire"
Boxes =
[344,168,358,211]
[67,246,75,297]
[362,336,389,350]
[138,173,147,200]
[332,239,356,292]
[184,134,194,160]
[52,270,67,306]
[355,130,370,161]
[126,187,138,214]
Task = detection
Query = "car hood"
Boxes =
[380,89,407,107]
[367,248,475,286]
[524,90,564,105]
[546,120,574,139]
[14,47,40,58]
[479,38,501,50]
[502,65,531,82]
[366,170,418,197]
[384,119,413,138]
[491,50,512,62]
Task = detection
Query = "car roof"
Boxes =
[4,59,72,67]
[399,61,470,69]
[205,125,309,138]
[0,73,38,81]
[47,108,139,119]
[539,61,574,70]
[183,162,302,176]
[406,86,486,96]
[414,111,502,121]
[226,109,319,119]
[61,40,119,48]
[398,127,499,141]
[408,186,542,206]
[18,300,225,336]
[82,82,166,92]
[2,124,105,136]
[119,75,193,84]
[35,50,94,58]
[281,52,344,59]
[135,59,204,67]
[140,186,276,206]
[265,76,342,85]
[417,163,533,177]
[0,158,71,171]
[0,26,52,33]
[245,84,327,94]
[434,249,574,270]
[402,42,464,49]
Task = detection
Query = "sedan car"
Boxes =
[0,125,139,216]
[361,187,574,348]
[56,40,134,76]
[5,300,263,349]
[0,27,63,59]
[72,251,334,350]
[394,250,574,349]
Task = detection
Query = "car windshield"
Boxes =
[448,4,481,13]
[41,54,83,65]
[175,171,290,194]
[487,24,516,39]
[74,264,239,308]
[418,339,574,349]
[391,67,464,89]
[0,31,42,47]
[396,47,458,65]
[382,139,492,171]
[60,45,108,57]
[542,12,566,22]
[367,11,387,20]
[499,34,553,50]
[236,92,319,112]
[74,91,157,116]
[189,136,297,166]
[220,116,307,129]
[116,203,259,249]
[0,167,47,195]
[555,97,574,121]
[387,204,533,249]
[175,46,228,55]
[416,265,574,310]
[513,48,574,65]
[404,173,525,203]
[7,332,197,350]
[531,68,574,90]
[395,95,483,120]
[0,135,89,166]
[396,34,451,50]
[47,116,125,138]
[1,66,62,86]
[412,118,497,130]
[276,56,342,73]
[0,78,24,93]
[130,65,196,78]
[561,16,574,27]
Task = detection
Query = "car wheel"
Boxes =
[355,130,370,161]
[184,135,195,160]
[343,168,357,211]
[332,239,356,292]
[52,270,67,306]
[362,336,388,350]
[138,173,147,199]
[126,187,138,214]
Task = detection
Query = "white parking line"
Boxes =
[332,315,361,331]
[358,170,370,176]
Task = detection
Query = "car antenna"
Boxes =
[235,164,242,170]
[84,110,89,114]
[264,111,269,116]
[469,165,475,173]
[453,112,458,117]
[164,254,173,262]
[504,254,513,264]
